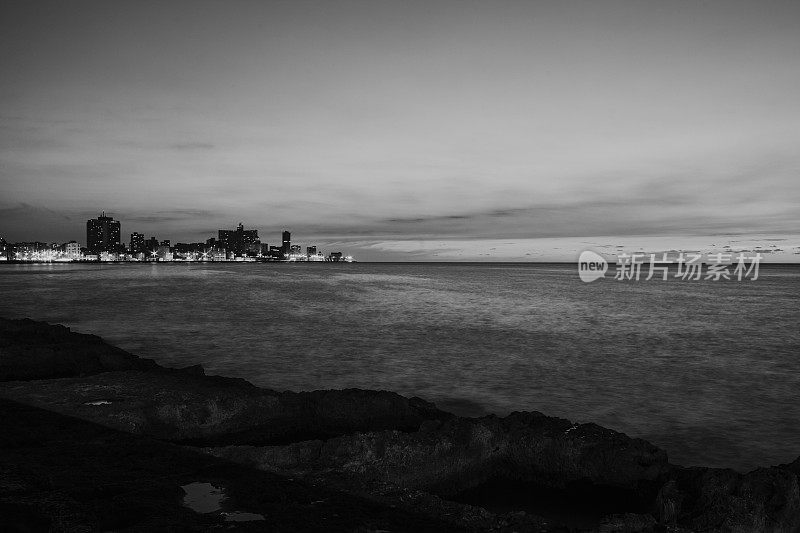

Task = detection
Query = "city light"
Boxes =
[1,216,354,263]
[0,220,354,263]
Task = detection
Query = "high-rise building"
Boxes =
[218,223,259,256]
[281,230,291,257]
[86,212,121,254]
[130,232,145,254]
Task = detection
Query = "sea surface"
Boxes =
[1,262,798,472]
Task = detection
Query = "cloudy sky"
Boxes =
[1,0,799,260]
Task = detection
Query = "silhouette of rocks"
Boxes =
[0,317,157,380]
[203,412,668,497]
[655,466,800,532]
[0,398,456,532]
[1,316,799,531]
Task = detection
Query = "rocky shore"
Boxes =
[1,316,798,532]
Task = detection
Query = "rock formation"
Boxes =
[1,317,798,531]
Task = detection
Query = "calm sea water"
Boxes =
[1,262,798,471]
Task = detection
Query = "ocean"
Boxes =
[1,262,798,472]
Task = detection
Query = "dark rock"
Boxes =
[0,370,452,444]
[0,397,457,532]
[597,513,658,532]
[177,363,206,376]
[780,456,800,476]
[0,317,157,380]
[656,465,800,532]
[3,317,800,532]
[204,412,669,498]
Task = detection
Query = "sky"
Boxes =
[1,0,799,261]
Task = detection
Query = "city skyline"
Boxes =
[2,1,800,261]
[2,211,352,262]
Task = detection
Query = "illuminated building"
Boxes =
[65,241,82,260]
[13,242,56,262]
[174,242,203,254]
[130,232,145,254]
[218,223,259,257]
[250,242,268,256]
[281,230,291,257]
[156,245,173,261]
[144,237,160,260]
[86,212,121,254]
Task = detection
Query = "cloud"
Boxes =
[121,209,218,223]
[168,142,215,151]
[0,202,72,221]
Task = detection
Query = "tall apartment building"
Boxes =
[86,212,120,254]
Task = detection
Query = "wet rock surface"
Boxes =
[1,317,799,532]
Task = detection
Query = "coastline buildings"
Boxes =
[218,223,259,257]
[145,237,160,256]
[4,217,353,262]
[130,232,145,254]
[64,241,81,260]
[86,212,121,254]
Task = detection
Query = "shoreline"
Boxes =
[1,316,799,531]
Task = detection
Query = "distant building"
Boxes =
[86,212,121,254]
[0,238,8,260]
[13,242,49,259]
[144,237,160,259]
[249,242,268,256]
[306,246,317,256]
[218,223,259,256]
[130,232,145,254]
[156,245,172,261]
[329,251,343,262]
[281,230,291,257]
[65,241,82,260]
